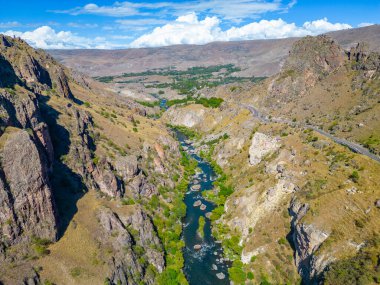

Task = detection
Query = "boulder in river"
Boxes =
[205,212,212,219]
[193,200,202,207]
[216,273,225,279]
[200,204,207,211]
[194,244,202,250]
[191,184,201,191]
[212,264,218,270]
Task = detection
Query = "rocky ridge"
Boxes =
[0,35,182,284]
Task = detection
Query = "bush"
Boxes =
[32,236,51,257]
[121,198,135,205]
[158,268,182,285]
[70,267,82,278]
[278,237,287,245]
[247,272,254,280]
[322,237,380,284]
[349,170,359,183]
[228,266,246,284]
[198,216,205,238]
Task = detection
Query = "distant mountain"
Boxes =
[48,25,380,77]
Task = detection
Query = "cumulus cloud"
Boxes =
[2,26,116,49]
[130,14,352,48]
[130,13,222,47]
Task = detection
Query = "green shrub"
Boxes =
[322,237,380,284]
[121,198,135,205]
[349,170,359,183]
[70,267,82,278]
[228,266,246,284]
[247,272,254,280]
[32,236,51,257]
[198,216,205,238]
[278,237,287,245]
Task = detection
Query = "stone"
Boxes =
[193,200,202,207]
[276,164,285,174]
[346,187,358,195]
[249,132,281,166]
[375,200,380,208]
[194,244,202,250]
[115,155,139,180]
[200,204,207,211]
[205,212,212,219]
[191,184,201,191]
[216,273,225,279]
[212,264,218,270]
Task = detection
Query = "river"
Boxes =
[175,131,230,285]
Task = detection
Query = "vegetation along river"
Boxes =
[175,131,230,285]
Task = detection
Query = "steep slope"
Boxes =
[0,35,187,285]
[162,34,380,284]
[265,36,380,156]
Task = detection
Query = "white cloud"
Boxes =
[0,21,21,28]
[130,14,352,48]
[302,18,352,34]
[55,2,139,17]
[67,22,99,28]
[52,1,295,20]
[116,18,169,28]
[2,26,116,49]
[358,22,374,28]
[131,13,222,47]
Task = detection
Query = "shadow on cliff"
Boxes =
[0,55,22,88]
[38,96,87,239]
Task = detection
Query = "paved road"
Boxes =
[242,104,380,164]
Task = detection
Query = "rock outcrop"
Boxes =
[66,107,124,198]
[0,129,58,252]
[97,207,164,285]
[0,35,73,99]
[269,35,345,103]
[289,198,330,282]
[165,105,207,127]
[249,132,281,166]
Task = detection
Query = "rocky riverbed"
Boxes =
[175,131,230,285]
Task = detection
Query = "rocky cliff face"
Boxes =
[268,35,345,105]
[0,129,58,262]
[0,77,58,265]
[0,35,73,99]
[0,35,182,284]
[249,132,281,166]
[97,207,164,285]
[289,198,330,282]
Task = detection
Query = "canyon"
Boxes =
[1,24,380,285]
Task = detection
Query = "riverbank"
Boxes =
[175,130,230,285]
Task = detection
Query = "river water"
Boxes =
[175,131,230,285]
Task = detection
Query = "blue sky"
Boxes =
[0,0,378,49]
